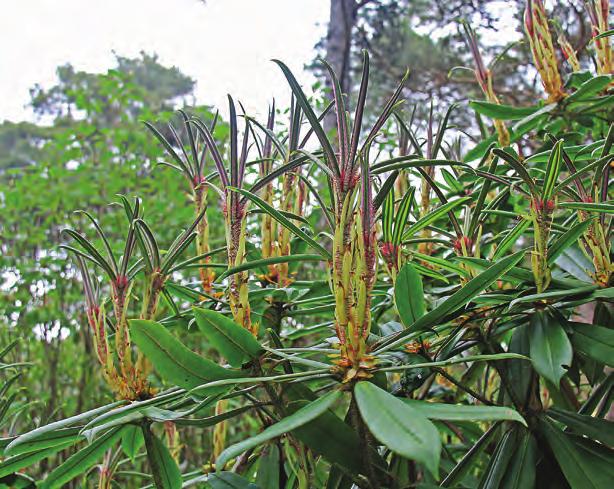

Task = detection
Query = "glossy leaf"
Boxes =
[192,308,263,367]
[142,427,182,489]
[216,390,342,470]
[569,321,614,366]
[130,320,241,391]
[39,427,124,489]
[402,399,526,425]
[529,311,572,387]
[395,263,426,326]
[354,381,440,477]
[377,251,525,351]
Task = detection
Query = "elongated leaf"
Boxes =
[255,444,280,489]
[371,158,468,175]
[142,427,182,489]
[4,427,82,456]
[547,219,594,264]
[440,422,500,487]
[547,408,614,446]
[492,148,536,195]
[402,400,526,425]
[216,390,342,469]
[272,59,338,175]
[230,187,331,259]
[469,101,539,120]
[121,425,144,461]
[377,251,525,351]
[39,426,124,489]
[479,427,517,489]
[529,311,572,387]
[492,219,531,260]
[558,201,614,214]
[217,254,323,281]
[192,308,263,367]
[402,197,471,240]
[539,416,613,489]
[0,440,77,478]
[510,285,597,308]
[393,187,416,246]
[395,263,426,327]
[207,472,260,488]
[542,140,562,201]
[5,401,124,455]
[130,320,241,392]
[500,428,537,489]
[569,321,614,366]
[566,75,612,103]
[354,381,440,477]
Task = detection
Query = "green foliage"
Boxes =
[1,10,613,489]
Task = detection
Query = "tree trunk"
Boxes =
[324,0,361,129]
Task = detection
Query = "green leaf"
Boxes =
[255,444,280,489]
[469,101,538,120]
[492,148,536,195]
[354,382,440,477]
[5,401,124,455]
[566,75,612,103]
[542,140,562,201]
[288,399,386,476]
[192,308,263,367]
[500,429,537,489]
[0,440,77,478]
[558,201,614,214]
[229,187,331,259]
[377,251,525,351]
[272,59,338,175]
[569,321,614,367]
[121,425,144,461]
[130,320,241,392]
[217,254,323,281]
[478,427,517,489]
[539,416,613,489]
[39,427,125,489]
[207,472,260,489]
[142,427,182,489]
[402,197,471,240]
[529,311,572,387]
[547,408,614,446]
[492,219,531,260]
[395,263,426,327]
[4,427,82,456]
[440,422,500,487]
[547,219,594,264]
[401,400,526,425]
[509,285,597,307]
[216,390,342,470]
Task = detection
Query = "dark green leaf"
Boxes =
[192,308,263,367]
[529,311,572,387]
[354,382,440,477]
[216,390,342,470]
[130,320,241,392]
[395,263,426,327]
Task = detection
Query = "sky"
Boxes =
[0,0,329,122]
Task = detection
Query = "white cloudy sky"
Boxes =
[0,0,329,122]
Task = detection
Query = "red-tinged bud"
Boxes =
[531,198,556,213]
[380,242,399,270]
[582,196,593,203]
[453,236,473,254]
[114,275,129,291]
[192,175,206,188]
